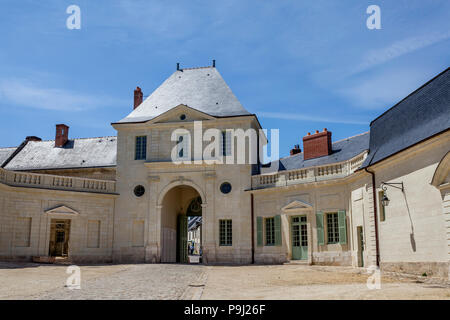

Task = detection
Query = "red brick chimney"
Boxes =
[55,124,69,148]
[134,87,143,109]
[303,128,332,160]
[290,144,301,156]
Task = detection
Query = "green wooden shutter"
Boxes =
[274,215,282,246]
[316,211,324,245]
[338,210,347,244]
[256,216,263,247]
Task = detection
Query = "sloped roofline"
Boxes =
[369,67,450,126]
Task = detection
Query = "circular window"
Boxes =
[220,182,232,194]
[180,114,186,120]
[134,185,145,197]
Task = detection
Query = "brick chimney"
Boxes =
[55,124,69,148]
[134,86,143,109]
[303,128,332,160]
[290,144,301,156]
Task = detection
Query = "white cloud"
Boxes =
[352,31,450,75]
[0,79,127,111]
[258,111,368,125]
[337,68,429,109]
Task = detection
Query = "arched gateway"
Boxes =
[159,183,205,263]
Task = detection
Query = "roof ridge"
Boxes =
[332,131,370,144]
[0,146,18,150]
[179,66,214,71]
[25,136,117,143]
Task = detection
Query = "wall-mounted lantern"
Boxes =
[380,182,404,207]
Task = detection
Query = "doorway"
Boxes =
[357,226,364,267]
[49,219,71,257]
[291,215,308,260]
[160,185,202,263]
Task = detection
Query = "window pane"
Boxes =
[265,218,275,246]
[326,213,340,244]
[135,136,147,160]
[219,219,232,246]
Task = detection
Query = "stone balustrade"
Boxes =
[252,151,367,189]
[0,167,116,194]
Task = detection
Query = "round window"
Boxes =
[180,114,186,120]
[220,182,232,194]
[134,185,145,197]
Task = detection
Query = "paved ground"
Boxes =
[0,262,448,300]
[200,265,450,300]
[0,262,204,300]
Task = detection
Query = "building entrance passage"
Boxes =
[291,216,308,260]
[49,219,71,257]
[161,185,202,263]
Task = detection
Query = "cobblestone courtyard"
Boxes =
[0,262,448,300]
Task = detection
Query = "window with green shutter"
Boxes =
[338,210,347,244]
[256,216,263,247]
[316,212,324,245]
[274,215,282,246]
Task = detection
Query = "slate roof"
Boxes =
[260,132,370,174]
[361,68,450,168]
[4,137,117,171]
[116,67,251,123]
[0,147,17,166]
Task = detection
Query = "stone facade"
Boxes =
[0,66,448,279]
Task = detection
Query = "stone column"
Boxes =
[202,172,216,264]
[145,175,160,263]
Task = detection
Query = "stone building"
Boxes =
[0,64,448,277]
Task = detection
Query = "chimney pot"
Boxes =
[315,130,319,134]
[134,86,143,110]
[55,124,69,148]
[323,128,327,132]
[290,144,301,156]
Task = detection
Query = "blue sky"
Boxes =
[0,0,449,158]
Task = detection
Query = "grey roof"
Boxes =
[4,137,117,171]
[116,67,250,123]
[0,147,17,166]
[361,68,450,168]
[260,132,370,174]
[188,216,202,231]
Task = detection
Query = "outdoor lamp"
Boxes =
[381,192,390,207]
[380,182,404,207]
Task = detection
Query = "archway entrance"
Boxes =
[160,185,202,263]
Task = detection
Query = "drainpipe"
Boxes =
[251,193,255,264]
[364,167,380,267]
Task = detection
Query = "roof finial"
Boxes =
[177,62,180,71]
[212,59,216,68]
